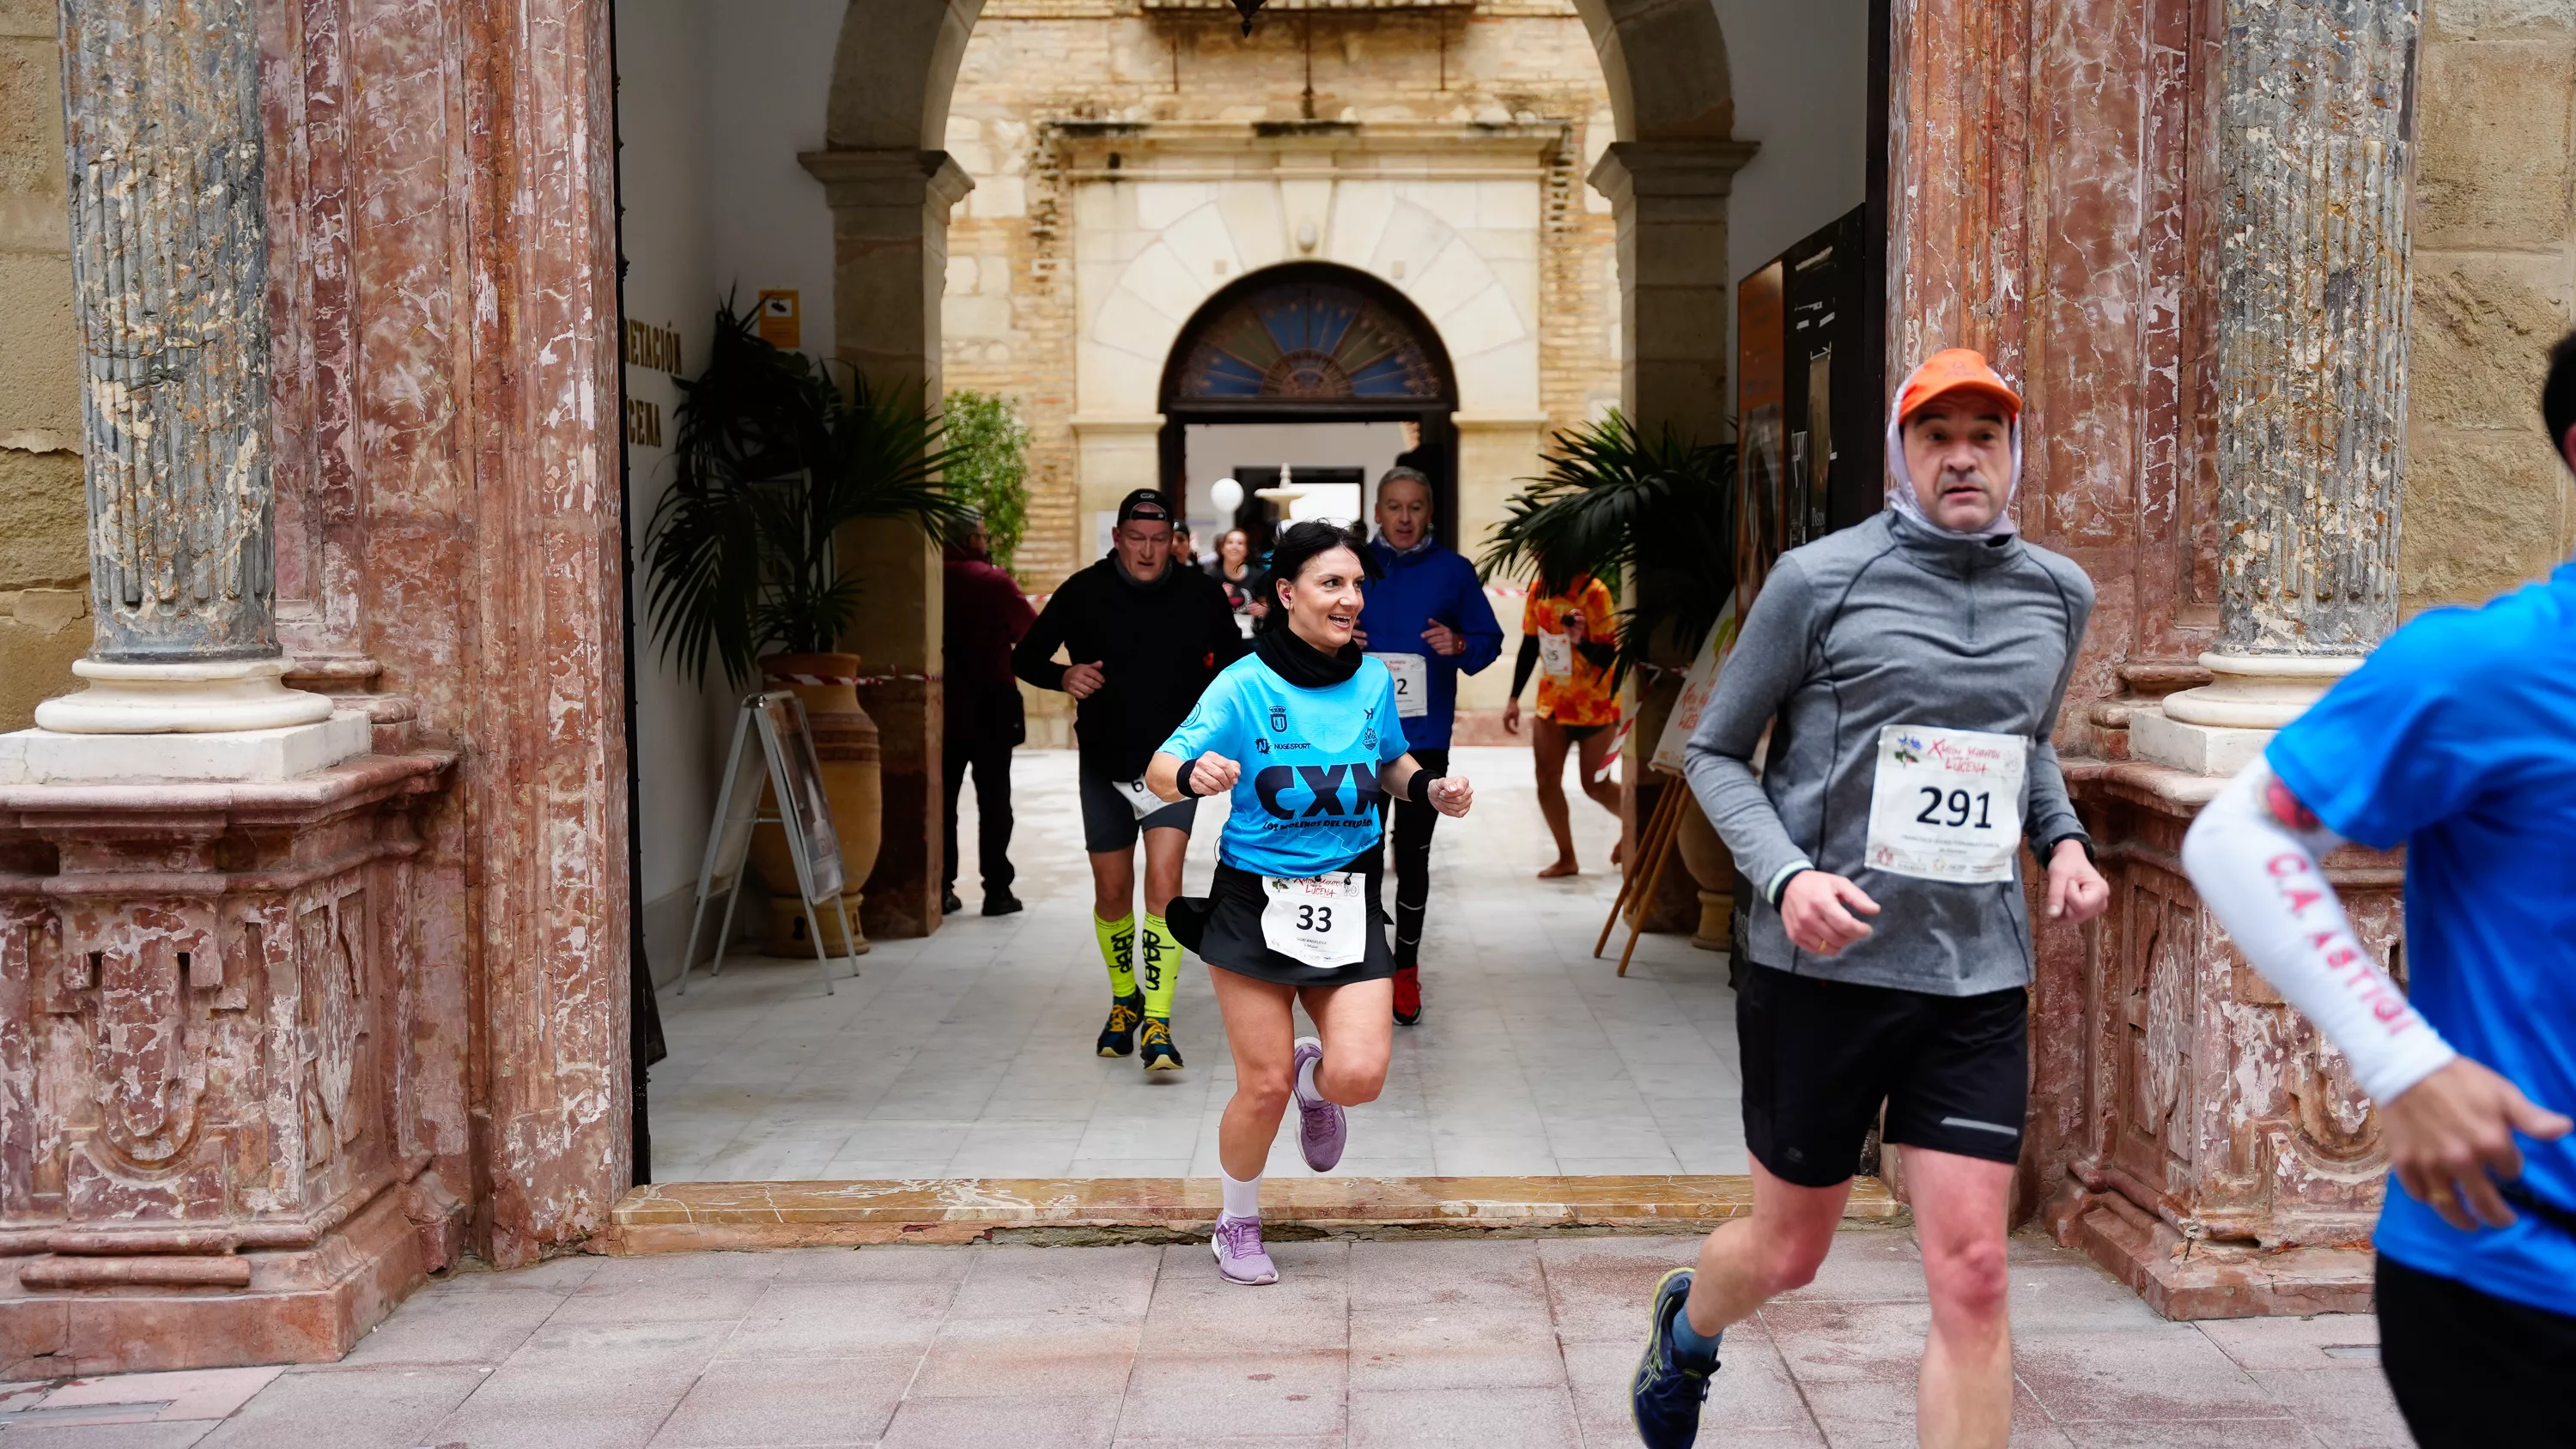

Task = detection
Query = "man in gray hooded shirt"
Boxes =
[1630,349,2111,1449]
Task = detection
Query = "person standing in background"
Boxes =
[1354,467,1501,1024]
[940,508,1036,919]
[1207,527,1258,636]
[1504,567,1623,878]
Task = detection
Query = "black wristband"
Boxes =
[1407,771,1439,805]
[1176,759,1201,797]
[2043,832,2096,864]
[1767,867,1810,909]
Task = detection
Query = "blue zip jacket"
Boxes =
[1357,537,1504,749]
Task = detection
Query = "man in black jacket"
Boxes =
[1015,488,1247,1071]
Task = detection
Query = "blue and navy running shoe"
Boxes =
[1631,1266,1719,1448]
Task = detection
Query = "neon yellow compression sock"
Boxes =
[1094,912,1138,999]
[1139,912,1181,1021]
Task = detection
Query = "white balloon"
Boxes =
[1210,476,1244,513]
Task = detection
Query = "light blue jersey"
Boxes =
[1162,652,1411,879]
[2268,560,2576,1317]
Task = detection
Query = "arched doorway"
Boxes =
[1157,263,1461,551]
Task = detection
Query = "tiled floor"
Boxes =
[651,746,1748,1183]
[0,1229,2406,1447]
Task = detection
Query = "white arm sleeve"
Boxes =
[2179,760,2457,1106]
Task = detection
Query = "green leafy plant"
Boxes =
[1478,410,1740,689]
[645,297,973,687]
[939,390,1031,573]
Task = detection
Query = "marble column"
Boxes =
[2135,0,2421,774]
[32,0,343,739]
[800,148,972,938]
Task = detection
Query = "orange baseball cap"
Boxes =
[1895,348,2021,426]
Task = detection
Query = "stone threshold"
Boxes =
[605,1174,1900,1253]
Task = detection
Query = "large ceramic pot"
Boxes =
[1672,789,1735,953]
[750,652,881,956]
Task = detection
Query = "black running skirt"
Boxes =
[1167,850,1396,988]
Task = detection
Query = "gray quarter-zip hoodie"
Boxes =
[1683,510,2093,996]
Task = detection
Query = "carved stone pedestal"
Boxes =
[2038,762,2396,1319]
[0,753,461,1375]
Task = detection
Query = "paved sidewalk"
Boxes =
[649,746,1748,1184]
[0,1228,2405,1448]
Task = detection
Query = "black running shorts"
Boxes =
[1078,765,1197,853]
[1738,964,2028,1188]
[2377,1253,2576,1448]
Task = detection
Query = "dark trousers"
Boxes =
[1379,746,1448,967]
[941,734,1017,894]
[2377,1253,2576,1447]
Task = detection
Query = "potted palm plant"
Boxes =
[645,298,971,954]
[1480,412,1741,948]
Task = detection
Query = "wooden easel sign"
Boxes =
[672,692,860,996]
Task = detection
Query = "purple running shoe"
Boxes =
[1212,1213,1278,1285]
[1291,1036,1347,1173]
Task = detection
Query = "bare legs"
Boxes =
[1679,1150,2016,1449]
[1088,824,1190,922]
[1207,967,1394,1180]
[1533,717,1622,877]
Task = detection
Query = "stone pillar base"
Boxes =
[2127,710,2272,777]
[0,711,370,785]
[33,658,338,735]
[2046,1184,2375,1320]
[0,1174,462,1378]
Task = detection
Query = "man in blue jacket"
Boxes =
[1356,465,1503,1024]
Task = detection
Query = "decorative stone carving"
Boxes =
[2041,765,2394,1318]
[0,754,460,1375]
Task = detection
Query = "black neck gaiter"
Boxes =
[1257,624,1363,688]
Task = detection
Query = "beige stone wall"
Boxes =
[2403,0,2576,611]
[940,0,1619,590]
[0,2,85,731]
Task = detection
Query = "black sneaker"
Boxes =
[1139,1016,1184,1072]
[1631,1266,1718,1448]
[941,888,963,916]
[1097,994,1145,1058]
[982,890,1024,917]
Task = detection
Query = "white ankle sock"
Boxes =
[1295,1054,1321,1105]
[1220,1170,1262,1220]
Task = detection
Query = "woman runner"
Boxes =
[1150,520,1475,1285]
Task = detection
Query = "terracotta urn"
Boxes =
[749,652,881,956]
[1672,789,1735,953]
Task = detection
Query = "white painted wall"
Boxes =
[1704,0,1872,412]
[617,0,848,985]
[618,0,726,983]
[701,0,845,362]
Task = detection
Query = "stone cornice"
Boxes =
[797,149,975,210]
[1053,119,1573,183]
[0,749,453,828]
[1586,139,1762,205]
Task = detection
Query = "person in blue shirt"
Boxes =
[1354,466,1503,1024]
[1150,519,1476,1286]
[2181,329,2576,1446]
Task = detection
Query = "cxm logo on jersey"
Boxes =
[1251,763,1386,824]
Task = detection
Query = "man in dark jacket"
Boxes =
[942,510,1036,918]
[1015,488,1247,1071]
[1354,466,1502,1024]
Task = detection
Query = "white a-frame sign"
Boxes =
[673,692,860,996]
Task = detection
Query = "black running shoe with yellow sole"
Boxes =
[1139,1016,1184,1071]
[1097,993,1145,1058]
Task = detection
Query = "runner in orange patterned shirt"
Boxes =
[1504,572,1624,878]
